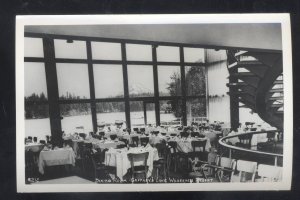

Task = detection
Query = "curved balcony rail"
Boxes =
[218,130,283,166]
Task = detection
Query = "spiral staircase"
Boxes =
[226,50,283,131]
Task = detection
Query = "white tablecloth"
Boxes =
[104,145,159,180]
[38,148,75,174]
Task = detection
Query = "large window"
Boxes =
[91,42,122,60]
[56,63,90,99]
[185,66,206,96]
[93,64,124,98]
[24,34,208,135]
[24,62,50,139]
[54,39,87,59]
[128,65,154,97]
[96,102,126,125]
[158,65,181,96]
[60,103,93,134]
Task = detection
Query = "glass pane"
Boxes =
[56,63,90,99]
[186,98,206,125]
[185,66,206,96]
[157,46,180,62]
[146,103,156,126]
[158,65,181,96]
[128,65,154,97]
[96,102,126,126]
[126,44,152,61]
[24,37,44,57]
[130,101,156,127]
[54,39,87,59]
[25,62,48,99]
[25,104,50,140]
[93,64,124,98]
[160,100,182,126]
[130,101,145,127]
[91,42,121,60]
[60,103,92,134]
[184,47,205,63]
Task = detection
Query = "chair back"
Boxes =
[191,140,207,152]
[155,142,169,160]
[257,164,282,182]
[140,128,146,133]
[127,152,149,178]
[133,128,139,132]
[131,136,139,147]
[234,160,257,182]
[170,133,177,137]
[180,132,189,138]
[161,132,167,136]
[110,134,117,140]
[140,137,149,147]
[79,133,87,139]
[237,134,252,148]
[191,132,200,138]
[28,136,32,141]
[167,141,178,154]
[39,140,46,145]
[33,137,37,143]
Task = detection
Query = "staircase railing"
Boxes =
[218,130,283,166]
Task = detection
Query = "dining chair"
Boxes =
[188,140,208,169]
[127,152,149,181]
[191,132,200,138]
[39,140,46,145]
[130,136,139,147]
[28,136,33,142]
[79,133,87,140]
[167,141,179,172]
[236,134,252,149]
[140,137,150,147]
[33,137,37,143]
[133,128,139,133]
[89,150,112,181]
[152,131,159,136]
[231,160,257,182]
[200,156,236,182]
[256,164,282,182]
[257,132,277,152]
[110,134,118,141]
[170,133,177,137]
[153,142,169,180]
[140,128,146,133]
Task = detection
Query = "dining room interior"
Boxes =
[23,23,284,184]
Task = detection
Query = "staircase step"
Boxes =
[268,96,283,101]
[269,88,283,93]
[274,80,283,84]
[230,72,257,77]
[269,104,283,108]
[228,61,265,70]
[235,51,248,57]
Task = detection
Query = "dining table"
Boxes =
[104,145,159,181]
[38,147,76,174]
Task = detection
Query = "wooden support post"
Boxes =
[152,45,160,126]
[121,43,131,129]
[86,40,97,133]
[180,47,187,126]
[43,37,62,146]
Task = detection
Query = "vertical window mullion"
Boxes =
[121,43,131,129]
[180,46,187,126]
[152,45,160,126]
[86,40,97,133]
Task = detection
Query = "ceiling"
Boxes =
[25,23,282,51]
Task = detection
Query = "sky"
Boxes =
[24,37,204,98]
